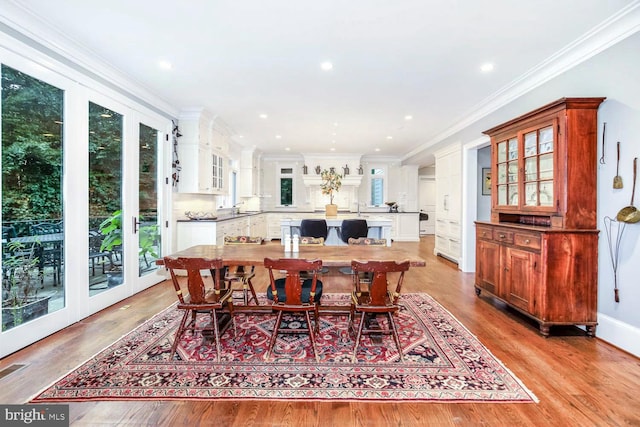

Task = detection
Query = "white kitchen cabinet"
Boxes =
[177,108,227,194]
[266,213,285,240]
[239,148,261,197]
[434,143,462,264]
[176,220,216,251]
[249,214,267,237]
[176,216,250,251]
[373,213,419,242]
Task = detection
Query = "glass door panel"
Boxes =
[539,154,554,180]
[1,64,65,331]
[497,141,507,163]
[138,123,161,277]
[88,102,124,295]
[539,181,554,207]
[508,184,518,206]
[524,131,537,157]
[539,126,553,153]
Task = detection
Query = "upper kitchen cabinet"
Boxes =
[239,147,261,197]
[484,97,606,229]
[177,108,230,194]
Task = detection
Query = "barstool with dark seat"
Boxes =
[339,219,369,275]
[339,219,368,244]
[299,219,328,241]
[299,219,329,274]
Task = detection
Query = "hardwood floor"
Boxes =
[1,236,639,426]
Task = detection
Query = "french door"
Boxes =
[84,96,168,316]
[0,54,169,357]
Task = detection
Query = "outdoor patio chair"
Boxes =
[88,229,113,276]
[30,222,63,286]
[349,259,410,362]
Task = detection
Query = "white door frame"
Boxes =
[460,136,490,273]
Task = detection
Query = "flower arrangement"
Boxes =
[320,169,342,205]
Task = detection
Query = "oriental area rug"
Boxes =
[31,293,537,403]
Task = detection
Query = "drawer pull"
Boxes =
[524,239,530,244]
[482,232,488,237]
[499,234,506,239]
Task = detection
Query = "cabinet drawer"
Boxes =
[477,225,493,241]
[492,229,514,244]
[514,232,541,250]
[435,220,447,234]
[449,221,461,236]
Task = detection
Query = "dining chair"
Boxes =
[341,237,388,279]
[264,257,324,361]
[299,236,324,245]
[163,256,235,362]
[222,235,262,305]
[349,259,410,362]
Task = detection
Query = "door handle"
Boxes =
[132,216,140,234]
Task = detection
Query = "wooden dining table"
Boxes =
[159,243,426,268]
[158,243,425,316]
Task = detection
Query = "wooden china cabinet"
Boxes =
[475,97,605,337]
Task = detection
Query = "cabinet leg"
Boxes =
[586,325,596,337]
[474,286,481,296]
[539,324,550,337]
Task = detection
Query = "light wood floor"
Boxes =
[1,237,639,426]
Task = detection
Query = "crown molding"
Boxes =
[403,0,640,163]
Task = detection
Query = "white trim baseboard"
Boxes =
[596,313,640,358]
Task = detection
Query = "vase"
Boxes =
[325,204,338,217]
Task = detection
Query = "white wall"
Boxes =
[438,31,640,356]
[476,146,491,222]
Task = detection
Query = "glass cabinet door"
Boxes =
[496,137,518,206]
[495,125,554,210]
[523,125,554,207]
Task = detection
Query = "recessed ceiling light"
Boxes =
[333,122,339,127]
[404,115,413,121]
[386,136,393,140]
[275,135,282,139]
[259,113,268,119]
[375,148,381,152]
[330,147,336,151]
[285,147,290,151]
[480,63,494,72]
[158,60,172,70]
[321,61,333,71]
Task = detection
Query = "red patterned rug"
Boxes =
[31,293,537,403]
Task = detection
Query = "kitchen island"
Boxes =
[280,216,393,246]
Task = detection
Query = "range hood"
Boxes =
[301,154,364,188]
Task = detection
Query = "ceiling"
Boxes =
[7,0,636,164]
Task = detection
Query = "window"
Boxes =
[370,167,385,206]
[279,167,294,206]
